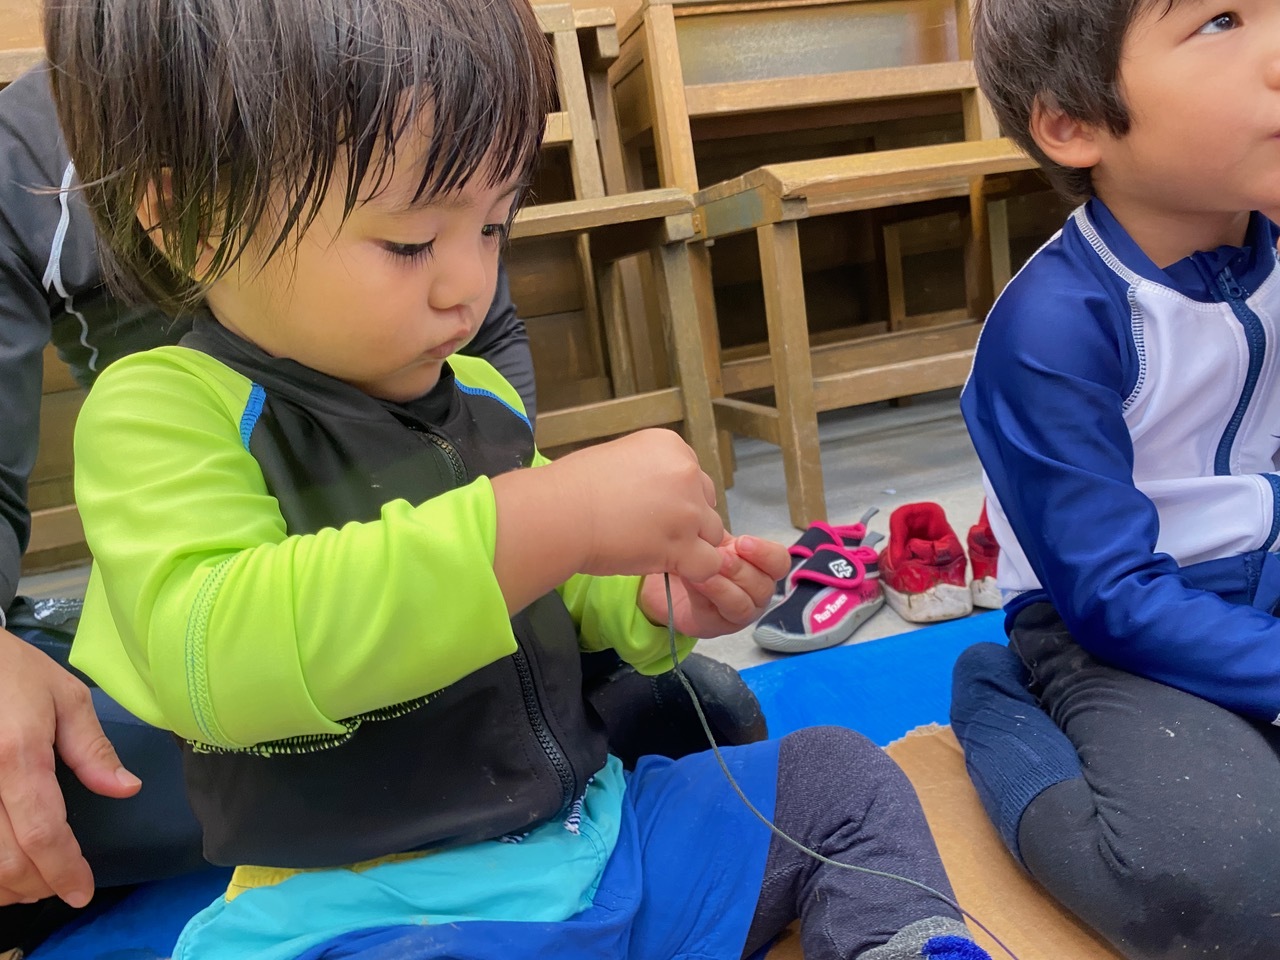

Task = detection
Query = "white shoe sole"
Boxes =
[970,576,1002,609]
[881,581,973,623]
[753,594,885,654]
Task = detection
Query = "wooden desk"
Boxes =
[0,0,41,85]
[608,0,973,194]
[696,138,1035,526]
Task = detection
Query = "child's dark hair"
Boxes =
[45,0,555,312]
[972,0,1172,202]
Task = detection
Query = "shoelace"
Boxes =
[790,542,880,591]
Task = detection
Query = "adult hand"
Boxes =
[0,627,140,907]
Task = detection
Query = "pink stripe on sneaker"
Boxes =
[791,543,880,589]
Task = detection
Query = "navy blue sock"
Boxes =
[949,642,1081,863]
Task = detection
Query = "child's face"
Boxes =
[204,143,521,403]
[1091,0,1280,222]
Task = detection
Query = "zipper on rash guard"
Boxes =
[1214,266,1267,476]
[204,422,577,809]
[512,648,576,813]
[412,425,575,810]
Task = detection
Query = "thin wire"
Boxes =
[662,574,1021,960]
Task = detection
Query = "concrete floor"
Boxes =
[19,387,987,671]
[703,387,986,670]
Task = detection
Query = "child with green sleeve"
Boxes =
[50,0,996,957]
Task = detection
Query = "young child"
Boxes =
[46,1,996,958]
[951,1,1280,957]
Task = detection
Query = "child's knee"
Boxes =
[777,725,915,807]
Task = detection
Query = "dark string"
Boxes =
[661,573,1021,960]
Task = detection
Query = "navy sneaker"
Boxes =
[753,542,885,653]
[767,508,883,610]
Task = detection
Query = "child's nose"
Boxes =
[428,240,491,311]
[1266,35,1280,90]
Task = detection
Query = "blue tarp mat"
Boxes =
[34,613,1003,959]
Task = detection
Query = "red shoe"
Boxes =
[967,503,1002,610]
[878,502,973,623]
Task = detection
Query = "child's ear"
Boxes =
[1029,98,1103,171]
[137,173,219,277]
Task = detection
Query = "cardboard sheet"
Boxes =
[767,725,1123,960]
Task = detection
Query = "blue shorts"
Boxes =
[294,737,783,960]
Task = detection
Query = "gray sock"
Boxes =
[858,917,974,959]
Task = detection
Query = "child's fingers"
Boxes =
[689,574,762,627]
[714,542,778,610]
[676,537,726,584]
[698,496,725,549]
[733,534,790,580]
[700,469,717,509]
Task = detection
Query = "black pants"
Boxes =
[1011,604,1280,959]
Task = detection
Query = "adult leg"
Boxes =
[955,604,1280,959]
[741,726,985,960]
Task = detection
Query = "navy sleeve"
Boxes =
[963,269,1280,722]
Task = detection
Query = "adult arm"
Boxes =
[0,65,146,908]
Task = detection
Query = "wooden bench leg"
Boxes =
[757,221,825,529]
[594,254,637,397]
[689,242,736,491]
[653,239,729,527]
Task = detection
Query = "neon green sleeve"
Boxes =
[451,357,693,675]
[71,348,517,749]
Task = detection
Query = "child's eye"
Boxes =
[381,240,435,264]
[481,223,510,244]
[1197,11,1240,34]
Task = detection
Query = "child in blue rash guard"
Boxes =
[47,1,995,957]
[950,0,1280,957]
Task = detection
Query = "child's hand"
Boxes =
[555,428,726,582]
[639,533,789,638]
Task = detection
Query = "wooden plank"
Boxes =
[42,345,79,394]
[688,91,961,144]
[544,112,574,146]
[652,239,728,522]
[642,4,700,191]
[698,187,805,239]
[811,347,975,411]
[553,27,607,199]
[761,138,1034,201]
[802,177,974,217]
[722,319,980,394]
[31,388,86,486]
[511,189,691,239]
[571,7,618,29]
[667,0,899,13]
[756,220,825,527]
[0,0,41,50]
[0,48,40,84]
[533,2,577,32]
[683,61,977,119]
[27,504,85,555]
[534,388,683,448]
[696,142,1031,234]
[712,396,780,445]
